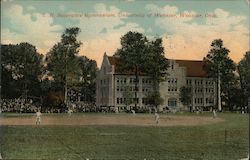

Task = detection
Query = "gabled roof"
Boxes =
[175,60,208,77]
[107,56,119,66]
[107,56,146,75]
[107,56,208,77]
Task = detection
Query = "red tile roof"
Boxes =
[175,60,208,77]
[108,56,208,77]
[107,56,146,75]
[108,56,119,66]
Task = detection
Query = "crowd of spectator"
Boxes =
[0,99,38,113]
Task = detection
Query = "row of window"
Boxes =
[117,78,127,84]
[168,87,178,92]
[116,97,155,105]
[116,86,151,92]
[167,78,178,84]
[194,98,214,104]
[103,78,214,86]
[194,88,214,93]
[116,78,152,84]
[117,98,138,104]
[195,98,203,104]
[187,79,214,85]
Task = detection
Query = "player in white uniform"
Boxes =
[131,110,136,115]
[67,109,73,116]
[36,110,42,125]
[213,109,217,119]
[155,112,160,124]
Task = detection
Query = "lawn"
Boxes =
[0,112,249,160]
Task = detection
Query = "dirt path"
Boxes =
[0,114,224,126]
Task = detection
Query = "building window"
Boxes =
[117,98,119,104]
[168,98,177,107]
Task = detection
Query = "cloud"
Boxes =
[2,3,145,67]
[75,3,145,67]
[59,5,65,11]
[146,4,249,62]
[2,4,63,54]
[2,0,14,2]
[27,5,36,11]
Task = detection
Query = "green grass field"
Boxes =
[0,113,249,160]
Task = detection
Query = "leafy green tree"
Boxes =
[238,51,250,111]
[145,91,164,111]
[203,39,236,111]
[45,27,82,105]
[115,31,148,109]
[122,85,133,109]
[179,86,192,111]
[1,43,43,99]
[146,38,169,91]
[78,56,97,103]
[115,32,169,109]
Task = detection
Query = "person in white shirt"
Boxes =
[67,109,73,116]
[213,109,217,119]
[36,110,42,125]
[131,110,136,115]
[155,112,160,124]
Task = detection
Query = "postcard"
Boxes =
[0,0,249,159]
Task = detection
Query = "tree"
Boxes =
[146,38,169,91]
[145,91,164,112]
[1,43,43,99]
[203,39,236,111]
[115,32,169,109]
[238,51,250,112]
[45,27,82,105]
[78,56,97,103]
[115,31,148,109]
[122,85,133,109]
[179,86,192,111]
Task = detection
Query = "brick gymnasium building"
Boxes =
[96,53,217,112]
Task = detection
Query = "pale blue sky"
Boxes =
[1,0,249,67]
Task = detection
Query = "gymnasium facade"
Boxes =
[96,53,217,112]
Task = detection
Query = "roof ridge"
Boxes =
[174,59,203,62]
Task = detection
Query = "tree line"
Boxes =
[1,27,249,112]
[1,27,97,110]
[180,39,249,112]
